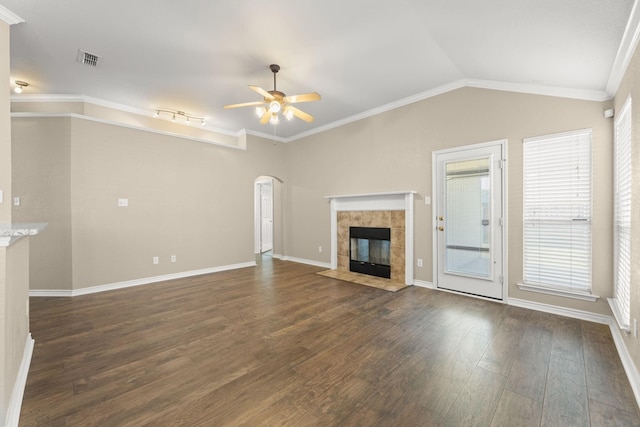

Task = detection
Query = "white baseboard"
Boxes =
[413,279,434,289]
[271,253,284,260]
[5,333,34,427]
[30,261,257,297]
[279,256,331,269]
[608,320,640,409]
[507,297,611,324]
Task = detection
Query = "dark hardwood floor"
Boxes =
[20,256,640,426]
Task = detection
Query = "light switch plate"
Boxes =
[424,196,431,205]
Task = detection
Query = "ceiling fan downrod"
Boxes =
[270,64,280,92]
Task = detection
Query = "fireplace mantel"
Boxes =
[325,191,416,285]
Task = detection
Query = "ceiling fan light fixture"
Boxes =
[284,108,294,121]
[269,100,281,113]
[223,63,320,126]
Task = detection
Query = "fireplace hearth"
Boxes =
[349,226,391,279]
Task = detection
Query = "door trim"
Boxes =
[431,139,508,301]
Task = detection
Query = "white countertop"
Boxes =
[0,223,47,247]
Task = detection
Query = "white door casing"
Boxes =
[433,140,506,300]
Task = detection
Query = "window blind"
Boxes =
[611,97,632,329]
[523,129,592,292]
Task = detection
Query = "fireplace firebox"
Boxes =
[349,226,391,279]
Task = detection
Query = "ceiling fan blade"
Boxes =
[260,111,272,124]
[249,85,275,100]
[223,101,265,109]
[288,106,314,123]
[283,92,321,104]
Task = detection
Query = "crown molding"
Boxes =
[606,0,640,96]
[283,78,610,143]
[11,112,245,151]
[12,74,614,146]
[285,80,466,143]
[0,5,24,25]
[244,129,287,143]
[466,79,611,102]
[11,93,239,138]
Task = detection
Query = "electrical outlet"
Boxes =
[171,255,176,263]
[318,246,323,253]
[13,196,20,206]
[118,198,128,207]
[417,259,423,267]
[153,256,159,265]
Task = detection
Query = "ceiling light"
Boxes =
[284,108,294,121]
[154,109,206,126]
[269,100,281,114]
[269,114,280,125]
[14,80,28,93]
[256,107,265,118]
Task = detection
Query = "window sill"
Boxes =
[517,282,599,302]
[608,298,631,331]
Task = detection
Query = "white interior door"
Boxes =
[434,142,504,299]
[260,182,273,252]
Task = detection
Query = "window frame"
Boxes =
[519,129,594,300]
[609,96,632,331]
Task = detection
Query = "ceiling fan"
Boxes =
[223,64,321,125]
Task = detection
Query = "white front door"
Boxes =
[434,142,505,299]
[259,182,273,252]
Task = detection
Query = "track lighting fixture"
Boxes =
[154,109,206,126]
[14,80,29,93]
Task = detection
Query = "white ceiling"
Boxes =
[2,0,636,139]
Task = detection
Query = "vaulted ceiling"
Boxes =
[3,0,636,139]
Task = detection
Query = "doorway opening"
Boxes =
[254,176,282,257]
[433,140,507,300]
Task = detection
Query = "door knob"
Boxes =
[438,226,444,231]
[438,216,444,221]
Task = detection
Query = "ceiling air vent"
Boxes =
[77,49,100,67]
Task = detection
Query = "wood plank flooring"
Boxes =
[20,256,640,426]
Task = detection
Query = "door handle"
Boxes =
[438,226,444,231]
[438,216,444,221]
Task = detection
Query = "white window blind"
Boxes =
[610,97,632,330]
[523,129,592,292]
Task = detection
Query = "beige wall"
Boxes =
[613,38,640,375]
[12,115,287,290]
[12,117,72,290]
[285,87,613,314]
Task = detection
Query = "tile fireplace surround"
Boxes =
[325,191,416,285]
